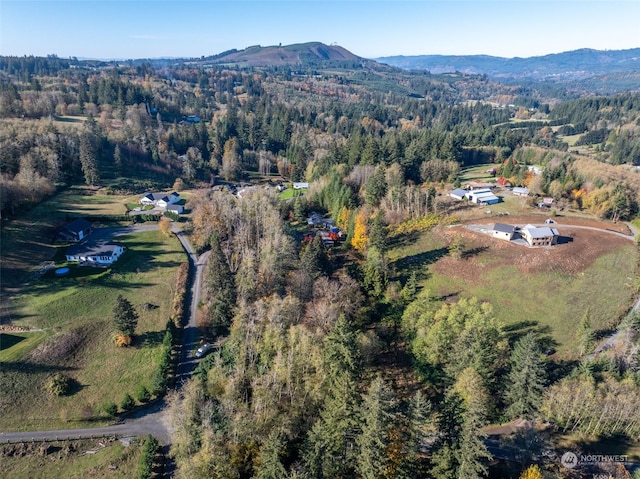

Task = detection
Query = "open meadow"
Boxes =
[389,214,639,358]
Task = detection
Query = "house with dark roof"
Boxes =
[492,223,516,241]
[56,218,93,242]
[140,191,180,208]
[66,241,125,266]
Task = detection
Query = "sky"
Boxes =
[1,0,639,60]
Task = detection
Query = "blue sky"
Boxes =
[1,1,639,60]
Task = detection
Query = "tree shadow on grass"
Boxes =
[392,247,449,283]
[0,333,26,350]
[0,361,76,374]
[136,330,165,348]
[461,246,489,259]
[503,320,557,352]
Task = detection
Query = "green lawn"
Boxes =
[0,438,144,479]
[389,228,638,357]
[0,229,185,431]
[1,186,131,298]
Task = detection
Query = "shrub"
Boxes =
[137,434,159,479]
[120,393,135,411]
[47,373,72,396]
[102,402,118,417]
[115,333,133,347]
[135,385,151,403]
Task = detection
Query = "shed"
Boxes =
[492,223,516,240]
[450,188,467,200]
[512,187,530,197]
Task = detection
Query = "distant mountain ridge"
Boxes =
[200,42,364,67]
[376,48,640,81]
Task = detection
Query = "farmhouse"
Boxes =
[466,188,500,205]
[66,241,125,266]
[521,224,559,247]
[140,191,180,208]
[450,188,467,200]
[57,218,93,242]
[492,223,516,241]
[512,187,529,197]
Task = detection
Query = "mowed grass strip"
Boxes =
[0,229,185,431]
[390,228,637,357]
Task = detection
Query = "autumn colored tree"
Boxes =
[519,464,543,479]
[158,216,172,236]
[351,208,369,253]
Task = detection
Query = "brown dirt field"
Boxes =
[433,216,634,285]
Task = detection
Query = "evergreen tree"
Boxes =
[255,430,289,479]
[79,131,99,185]
[365,165,387,207]
[323,314,360,383]
[576,308,594,357]
[363,246,388,298]
[304,373,360,478]
[430,392,464,479]
[457,395,492,479]
[204,235,236,333]
[356,375,397,479]
[505,332,546,420]
[113,294,138,337]
[368,212,387,253]
[301,234,328,280]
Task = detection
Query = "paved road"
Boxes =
[0,222,206,446]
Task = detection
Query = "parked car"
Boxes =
[195,343,213,358]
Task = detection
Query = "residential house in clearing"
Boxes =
[521,224,559,247]
[66,241,125,266]
[492,223,516,241]
[56,218,93,242]
[140,191,180,208]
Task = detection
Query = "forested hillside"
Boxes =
[2,52,640,478]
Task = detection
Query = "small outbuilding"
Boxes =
[492,223,516,241]
[512,187,530,197]
[450,188,467,200]
[57,218,93,242]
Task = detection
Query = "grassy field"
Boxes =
[0,186,132,300]
[0,438,144,479]
[388,222,638,357]
[0,229,185,431]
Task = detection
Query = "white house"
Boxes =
[66,241,125,266]
[140,191,180,208]
[293,182,309,190]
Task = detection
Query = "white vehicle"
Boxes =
[195,343,213,358]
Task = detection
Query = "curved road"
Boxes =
[0,223,208,445]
